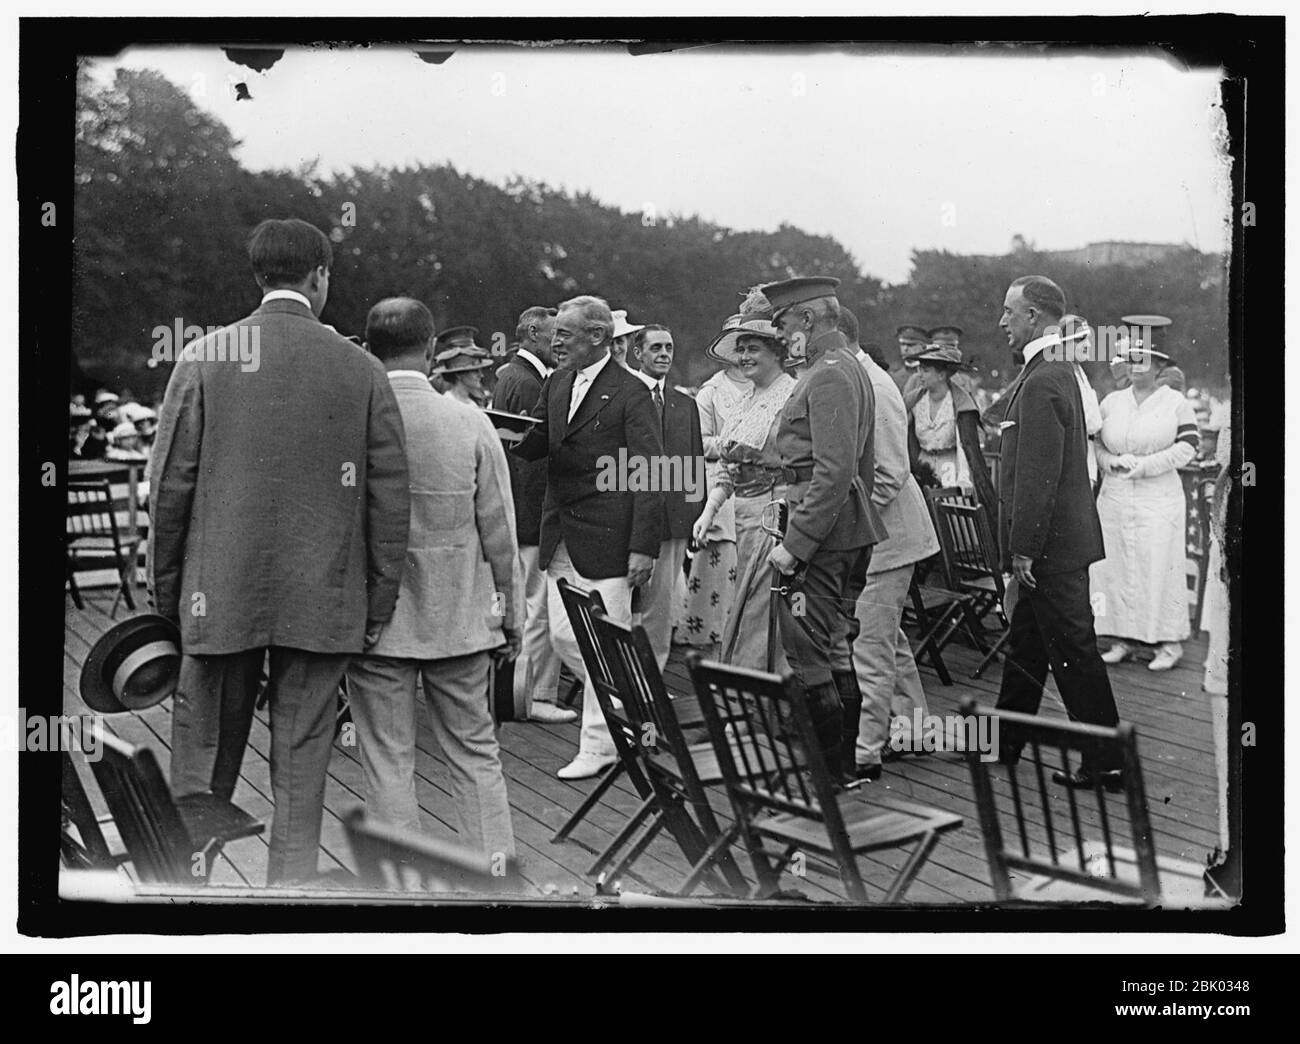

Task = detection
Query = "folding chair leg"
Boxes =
[119,564,137,610]
[551,761,625,843]
[677,822,744,897]
[66,560,84,610]
[972,629,1012,679]
[915,606,957,686]
[882,830,942,903]
[587,792,658,877]
[599,810,674,889]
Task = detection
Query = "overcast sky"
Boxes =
[91,43,1231,285]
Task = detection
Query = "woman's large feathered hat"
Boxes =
[706,287,786,365]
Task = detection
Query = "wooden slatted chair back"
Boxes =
[67,480,123,548]
[935,497,1006,605]
[686,656,855,862]
[344,808,519,893]
[61,751,115,870]
[89,732,194,883]
[961,700,1160,904]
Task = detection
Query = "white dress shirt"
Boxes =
[568,351,612,421]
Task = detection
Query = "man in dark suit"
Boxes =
[493,305,576,725]
[765,276,890,784]
[150,218,411,883]
[993,275,1123,788]
[630,324,707,669]
[512,295,665,779]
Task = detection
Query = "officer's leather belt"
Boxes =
[734,462,814,487]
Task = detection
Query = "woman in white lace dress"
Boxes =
[691,316,798,671]
[1090,343,1201,671]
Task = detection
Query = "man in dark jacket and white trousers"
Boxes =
[493,305,577,725]
[993,275,1124,789]
[512,294,665,779]
[630,323,707,669]
[149,218,411,883]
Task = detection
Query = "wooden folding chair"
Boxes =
[61,751,117,871]
[961,699,1206,905]
[89,732,263,884]
[344,807,521,893]
[925,488,995,652]
[67,479,143,617]
[549,579,654,852]
[591,615,749,896]
[930,497,1022,680]
[688,655,963,902]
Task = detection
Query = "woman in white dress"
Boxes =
[691,316,799,671]
[1091,343,1201,671]
[673,342,751,655]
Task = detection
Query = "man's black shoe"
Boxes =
[1051,767,1125,793]
[850,763,883,784]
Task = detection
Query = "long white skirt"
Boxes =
[1090,470,1191,644]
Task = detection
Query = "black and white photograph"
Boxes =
[12,10,1286,958]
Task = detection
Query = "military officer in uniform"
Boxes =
[891,323,930,397]
[763,276,889,783]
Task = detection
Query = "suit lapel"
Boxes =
[1003,352,1046,416]
[565,358,621,438]
[552,369,577,443]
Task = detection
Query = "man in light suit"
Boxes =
[493,305,576,725]
[840,307,941,782]
[513,295,665,779]
[994,275,1123,789]
[630,323,707,669]
[345,298,521,860]
[150,218,411,884]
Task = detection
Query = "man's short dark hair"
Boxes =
[633,324,671,352]
[515,305,557,343]
[837,305,860,344]
[248,218,333,287]
[365,298,435,362]
[1010,275,1066,321]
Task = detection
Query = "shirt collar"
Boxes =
[1022,333,1057,365]
[515,346,549,379]
[261,289,313,310]
[387,369,430,382]
[635,368,664,392]
[576,350,611,383]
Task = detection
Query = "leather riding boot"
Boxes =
[833,670,863,780]
[803,681,843,782]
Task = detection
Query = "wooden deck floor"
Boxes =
[63,588,1222,905]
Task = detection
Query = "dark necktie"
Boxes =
[653,383,664,421]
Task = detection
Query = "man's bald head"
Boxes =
[366,297,436,365]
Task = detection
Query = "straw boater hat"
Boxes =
[80,614,182,714]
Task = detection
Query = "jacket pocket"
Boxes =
[411,489,474,548]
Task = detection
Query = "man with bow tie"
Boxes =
[512,295,665,779]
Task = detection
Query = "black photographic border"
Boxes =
[18,14,1283,940]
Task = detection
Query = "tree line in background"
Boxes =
[74,65,1230,404]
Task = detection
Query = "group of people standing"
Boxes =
[145,215,1214,885]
